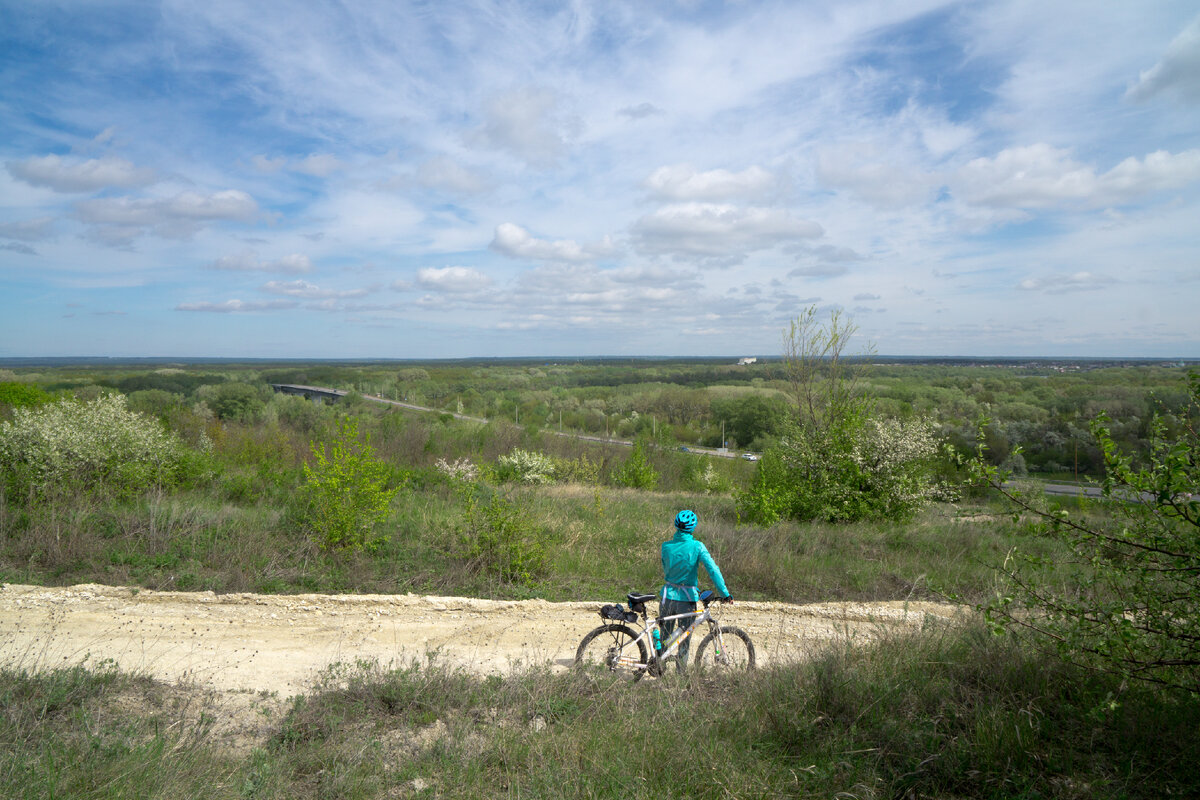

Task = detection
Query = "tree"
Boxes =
[710,394,789,451]
[969,372,1200,692]
[296,416,399,551]
[738,308,945,524]
[783,305,874,432]
[208,382,266,422]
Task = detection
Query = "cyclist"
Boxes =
[660,509,731,671]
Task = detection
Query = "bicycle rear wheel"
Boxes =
[694,626,755,672]
[574,624,648,682]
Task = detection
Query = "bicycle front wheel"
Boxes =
[574,624,648,682]
[694,626,755,672]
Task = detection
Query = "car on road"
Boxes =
[741,453,759,461]
[678,446,690,452]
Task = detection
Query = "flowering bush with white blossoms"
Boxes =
[0,393,191,499]
[850,417,956,517]
[496,449,556,485]
[739,414,949,524]
[435,457,479,482]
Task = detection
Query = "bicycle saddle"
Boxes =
[627,592,656,610]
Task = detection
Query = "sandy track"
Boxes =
[1,583,965,696]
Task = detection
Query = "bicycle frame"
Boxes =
[578,589,755,678]
[615,596,720,674]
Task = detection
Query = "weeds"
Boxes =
[6,626,1198,799]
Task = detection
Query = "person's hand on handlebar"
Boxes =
[721,595,734,605]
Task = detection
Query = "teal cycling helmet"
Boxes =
[674,509,697,532]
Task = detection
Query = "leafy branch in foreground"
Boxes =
[967,372,1200,692]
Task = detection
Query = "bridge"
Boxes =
[268,384,350,404]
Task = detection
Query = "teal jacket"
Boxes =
[661,530,729,602]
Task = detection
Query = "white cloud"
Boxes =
[471,87,580,167]
[617,102,663,119]
[633,203,822,261]
[816,145,941,209]
[490,223,614,263]
[308,189,424,242]
[251,155,287,173]
[790,264,848,278]
[1126,16,1200,103]
[77,190,258,225]
[417,266,492,293]
[643,164,779,202]
[176,299,298,312]
[513,263,699,298]
[609,264,701,287]
[1018,271,1116,293]
[786,243,864,279]
[416,157,491,195]
[0,217,54,242]
[955,145,1200,208]
[292,153,344,177]
[260,280,368,299]
[71,189,259,243]
[209,251,313,273]
[6,155,157,193]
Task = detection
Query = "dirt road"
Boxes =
[1,583,964,696]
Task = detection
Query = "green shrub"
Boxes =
[0,381,53,410]
[685,459,732,494]
[553,452,601,485]
[613,435,659,490]
[458,487,549,586]
[295,417,400,551]
[0,394,196,500]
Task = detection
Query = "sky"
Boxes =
[1,0,1198,359]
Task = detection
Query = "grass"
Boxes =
[0,660,242,799]
[1,476,1089,606]
[4,625,1198,799]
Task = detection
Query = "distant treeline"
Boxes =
[3,360,1196,477]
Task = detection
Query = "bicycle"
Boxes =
[574,589,755,681]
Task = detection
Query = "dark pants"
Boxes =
[659,597,697,671]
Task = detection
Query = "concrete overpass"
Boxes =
[268,384,349,404]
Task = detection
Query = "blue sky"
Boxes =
[1,0,1198,359]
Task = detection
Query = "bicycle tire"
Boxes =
[574,624,648,682]
[694,626,755,672]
